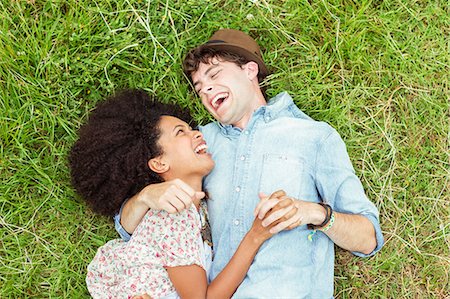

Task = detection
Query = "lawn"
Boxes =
[0,0,448,297]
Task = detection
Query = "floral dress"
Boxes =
[86,202,212,299]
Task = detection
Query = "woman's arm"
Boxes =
[167,222,269,299]
[206,217,272,299]
[167,201,286,299]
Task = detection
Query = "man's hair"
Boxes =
[69,89,194,216]
[183,47,269,96]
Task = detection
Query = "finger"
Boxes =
[255,190,286,216]
[254,197,269,216]
[270,212,301,234]
[268,196,294,212]
[171,187,195,210]
[287,219,302,230]
[159,201,178,214]
[173,178,196,197]
[268,190,287,199]
[262,205,294,227]
[256,199,280,220]
[194,191,205,200]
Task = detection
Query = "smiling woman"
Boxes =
[68,89,194,217]
[69,89,280,298]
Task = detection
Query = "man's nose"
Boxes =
[201,85,213,94]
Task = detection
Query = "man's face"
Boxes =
[191,57,260,129]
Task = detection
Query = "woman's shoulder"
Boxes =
[134,205,201,237]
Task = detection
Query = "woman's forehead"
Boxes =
[159,115,188,132]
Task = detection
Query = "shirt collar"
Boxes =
[218,92,295,135]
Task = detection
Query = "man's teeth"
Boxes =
[194,144,208,154]
[211,93,228,108]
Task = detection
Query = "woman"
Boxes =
[69,89,280,298]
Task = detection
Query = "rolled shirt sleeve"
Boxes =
[315,129,384,257]
[113,199,132,242]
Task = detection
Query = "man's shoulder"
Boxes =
[199,122,222,141]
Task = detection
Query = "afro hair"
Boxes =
[69,89,194,217]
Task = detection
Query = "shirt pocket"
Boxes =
[259,153,304,200]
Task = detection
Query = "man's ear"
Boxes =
[245,61,259,80]
[148,157,169,174]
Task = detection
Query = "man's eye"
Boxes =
[176,129,184,135]
[211,70,220,79]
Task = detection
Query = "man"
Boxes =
[115,29,384,297]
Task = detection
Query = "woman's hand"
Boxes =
[253,190,302,235]
[248,190,299,244]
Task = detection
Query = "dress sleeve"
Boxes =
[157,206,205,269]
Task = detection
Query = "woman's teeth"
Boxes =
[194,144,208,154]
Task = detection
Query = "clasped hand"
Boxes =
[140,180,305,235]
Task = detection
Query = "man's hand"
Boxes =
[120,179,205,235]
[139,178,205,213]
[254,190,326,234]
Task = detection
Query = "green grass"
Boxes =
[0,0,448,297]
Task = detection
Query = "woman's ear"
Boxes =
[148,157,169,174]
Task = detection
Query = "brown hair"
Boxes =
[183,47,269,97]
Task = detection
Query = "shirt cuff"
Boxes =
[351,213,384,258]
[113,198,132,242]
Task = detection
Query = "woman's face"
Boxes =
[155,115,214,180]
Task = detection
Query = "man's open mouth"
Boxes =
[210,92,229,109]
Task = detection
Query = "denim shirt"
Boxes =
[115,92,384,298]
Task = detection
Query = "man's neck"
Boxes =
[233,93,267,129]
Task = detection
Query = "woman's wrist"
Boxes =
[245,229,268,248]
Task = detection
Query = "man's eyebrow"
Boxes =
[193,65,219,87]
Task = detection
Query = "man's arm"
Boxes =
[255,129,383,256]
[117,179,205,236]
[255,197,377,254]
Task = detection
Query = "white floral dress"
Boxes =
[86,203,212,299]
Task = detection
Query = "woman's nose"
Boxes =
[193,130,203,139]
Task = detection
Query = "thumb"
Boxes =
[258,192,268,201]
[195,191,206,200]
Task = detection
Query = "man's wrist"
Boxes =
[136,185,155,210]
[308,202,328,226]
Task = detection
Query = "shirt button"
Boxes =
[244,131,249,135]
[240,155,245,161]
[235,186,241,192]
[234,220,240,226]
